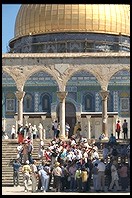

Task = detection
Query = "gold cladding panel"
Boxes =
[14,4,130,38]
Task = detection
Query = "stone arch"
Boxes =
[2,71,17,88]
[2,72,17,118]
[108,69,130,117]
[24,70,59,113]
[108,68,130,81]
[22,67,60,89]
[65,69,101,113]
[62,64,130,91]
[63,67,100,87]
[108,66,130,83]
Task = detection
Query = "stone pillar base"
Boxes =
[59,134,66,139]
[103,137,109,140]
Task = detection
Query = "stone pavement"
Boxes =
[2,186,130,195]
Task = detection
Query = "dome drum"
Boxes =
[9,32,130,53]
[8,4,130,53]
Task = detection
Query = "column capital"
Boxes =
[41,115,46,120]
[86,115,91,120]
[14,115,18,120]
[15,91,25,100]
[51,113,57,122]
[24,115,29,120]
[100,90,109,100]
[76,112,81,122]
[57,91,68,102]
[113,115,118,119]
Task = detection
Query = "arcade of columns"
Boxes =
[2,52,130,139]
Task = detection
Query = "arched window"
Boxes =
[24,94,33,112]
[42,94,51,113]
[6,93,15,112]
[84,94,93,111]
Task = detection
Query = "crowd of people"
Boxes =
[2,119,130,193]
[10,133,130,193]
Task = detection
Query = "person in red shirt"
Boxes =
[116,120,121,139]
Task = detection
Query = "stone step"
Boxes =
[2,139,130,187]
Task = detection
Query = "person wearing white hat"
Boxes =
[52,161,62,192]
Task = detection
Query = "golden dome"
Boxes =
[14,4,130,39]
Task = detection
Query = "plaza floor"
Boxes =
[2,186,130,195]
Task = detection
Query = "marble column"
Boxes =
[14,115,18,137]
[15,91,25,126]
[24,115,29,125]
[57,91,67,139]
[2,93,6,119]
[2,118,6,132]
[100,90,109,138]
[2,94,6,132]
[86,115,91,139]
[113,115,118,136]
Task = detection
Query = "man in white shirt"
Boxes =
[92,148,99,160]
[97,158,106,192]
[31,160,38,192]
[17,142,23,163]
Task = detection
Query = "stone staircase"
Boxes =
[2,138,51,186]
[2,138,130,188]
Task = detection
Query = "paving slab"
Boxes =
[2,186,130,195]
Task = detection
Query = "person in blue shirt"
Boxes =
[108,133,116,145]
[12,159,21,186]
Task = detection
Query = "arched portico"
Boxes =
[2,52,130,138]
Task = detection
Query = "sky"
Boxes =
[2,4,21,53]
